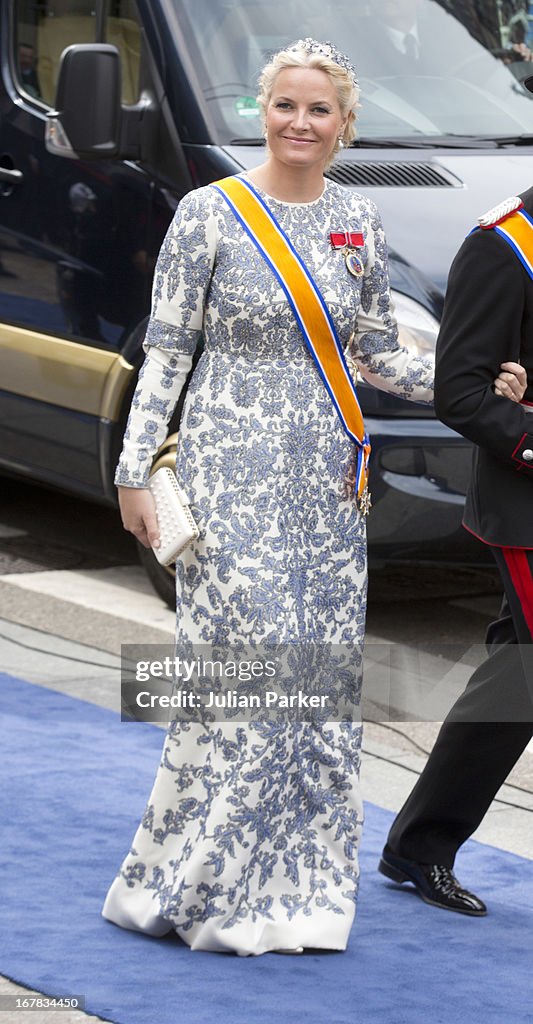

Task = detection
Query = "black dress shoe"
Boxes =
[379,851,487,916]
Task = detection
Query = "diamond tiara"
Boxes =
[287,38,358,88]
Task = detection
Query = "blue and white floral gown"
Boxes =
[102,177,433,954]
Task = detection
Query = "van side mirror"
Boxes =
[45,44,121,159]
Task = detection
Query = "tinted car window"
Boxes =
[104,0,142,105]
[14,0,142,107]
[15,1,99,106]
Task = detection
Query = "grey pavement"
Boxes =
[1,579,532,1024]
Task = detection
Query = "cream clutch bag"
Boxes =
[148,467,199,565]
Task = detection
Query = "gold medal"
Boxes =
[345,249,364,277]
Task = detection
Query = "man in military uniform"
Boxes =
[378,77,533,915]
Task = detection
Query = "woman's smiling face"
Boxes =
[265,66,345,171]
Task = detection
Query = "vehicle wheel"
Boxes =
[136,432,179,610]
[136,539,175,609]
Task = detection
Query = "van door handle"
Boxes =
[0,167,24,184]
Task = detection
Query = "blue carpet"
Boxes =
[1,672,532,1024]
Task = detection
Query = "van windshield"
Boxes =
[172,0,533,143]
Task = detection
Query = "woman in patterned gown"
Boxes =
[101,39,518,955]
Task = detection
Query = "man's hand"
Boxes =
[117,486,160,549]
[494,361,527,402]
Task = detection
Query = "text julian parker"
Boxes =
[136,690,331,709]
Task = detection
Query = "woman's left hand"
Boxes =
[494,361,527,402]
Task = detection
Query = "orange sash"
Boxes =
[212,175,371,511]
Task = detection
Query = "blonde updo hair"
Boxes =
[257,41,360,167]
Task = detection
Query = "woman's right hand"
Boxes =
[117,486,160,550]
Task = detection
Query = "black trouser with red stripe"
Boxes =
[384,546,533,868]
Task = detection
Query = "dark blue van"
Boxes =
[1,0,533,603]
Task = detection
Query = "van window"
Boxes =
[173,0,533,143]
[104,1,142,106]
[14,0,142,107]
[15,1,99,106]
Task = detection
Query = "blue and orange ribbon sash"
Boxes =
[211,175,371,503]
[477,207,533,282]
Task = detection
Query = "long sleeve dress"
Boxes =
[102,176,434,955]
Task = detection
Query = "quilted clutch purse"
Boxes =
[147,467,199,565]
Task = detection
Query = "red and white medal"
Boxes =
[330,231,365,277]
